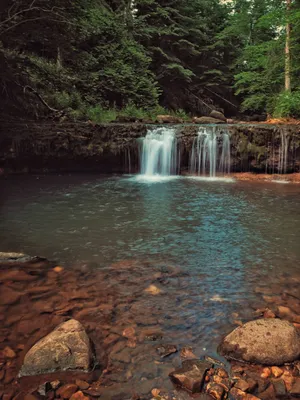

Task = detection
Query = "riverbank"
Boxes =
[0,253,299,399]
[231,172,300,183]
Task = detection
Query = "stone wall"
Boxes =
[0,121,299,173]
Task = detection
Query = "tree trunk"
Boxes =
[285,0,291,92]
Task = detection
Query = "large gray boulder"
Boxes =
[219,319,300,365]
[20,319,93,376]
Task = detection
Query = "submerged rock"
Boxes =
[218,318,300,365]
[19,319,93,376]
[156,344,178,358]
[169,359,212,393]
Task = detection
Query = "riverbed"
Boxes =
[0,174,300,397]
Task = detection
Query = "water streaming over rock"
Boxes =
[189,127,231,177]
[140,127,178,176]
[278,127,289,174]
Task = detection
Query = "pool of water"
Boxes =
[1,174,300,360]
[1,174,300,274]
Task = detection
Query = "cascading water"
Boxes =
[189,127,231,177]
[140,127,178,176]
[278,127,289,174]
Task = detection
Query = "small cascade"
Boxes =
[124,148,132,173]
[189,127,231,177]
[140,127,178,176]
[278,127,289,174]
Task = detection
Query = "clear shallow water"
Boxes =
[1,174,300,360]
[1,174,300,275]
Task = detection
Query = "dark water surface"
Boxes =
[1,174,300,360]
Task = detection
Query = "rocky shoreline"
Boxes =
[0,253,299,400]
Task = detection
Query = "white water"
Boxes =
[278,127,289,174]
[140,127,178,176]
[189,127,231,177]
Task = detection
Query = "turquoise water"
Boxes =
[1,174,300,358]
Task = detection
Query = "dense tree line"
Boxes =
[0,0,299,120]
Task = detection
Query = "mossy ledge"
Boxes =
[0,121,299,173]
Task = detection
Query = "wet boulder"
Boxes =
[209,111,227,122]
[169,359,212,393]
[19,319,93,376]
[219,318,300,365]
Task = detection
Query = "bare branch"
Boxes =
[23,85,61,113]
[0,5,69,30]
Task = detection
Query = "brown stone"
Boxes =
[271,366,283,378]
[157,115,183,124]
[0,369,5,380]
[69,391,89,400]
[151,388,160,397]
[260,368,271,379]
[2,346,16,359]
[19,319,93,376]
[50,380,61,390]
[277,306,300,323]
[156,344,178,358]
[259,383,275,399]
[235,379,250,392]
[0,270,37,282]
[0,286,21,305]
[169,360,212,393]
[290,378,300,397]
[209,110,227,122]
[56,384,78,399]
[24,395,39,400]
[75,380,89,390]
[180,347,197,360]
[219,319,300,365]
[230,387,260,399]
[206,382,225,400]
[122,327,136,339]
[4,369,15,384]
[216,368,228,379]
[110,348,131,363]
[272,379,286,397]
[193,117,223,125]
[263,309,276,319]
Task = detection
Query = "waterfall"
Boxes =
[189,127,231,177]
[140,127,178,176]
[278,128,289,174]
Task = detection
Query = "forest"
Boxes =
[0,0,300,122]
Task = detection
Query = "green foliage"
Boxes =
[86,106,117,124]
[273,91,300,118]
[1,0,300,119]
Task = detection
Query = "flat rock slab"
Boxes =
[169,359,212,393]
[219,318,300,365]
[0,252,33,263]
[19,319,93,376]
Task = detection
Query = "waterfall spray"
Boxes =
[140,127,178,176]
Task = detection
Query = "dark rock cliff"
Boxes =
[0,121,299,173]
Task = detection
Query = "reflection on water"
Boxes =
[0,174,300,303]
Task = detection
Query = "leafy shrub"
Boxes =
[170,108,190,121]
[86,106,117,123]
[118,103,148,120]
[272,91,300,118]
